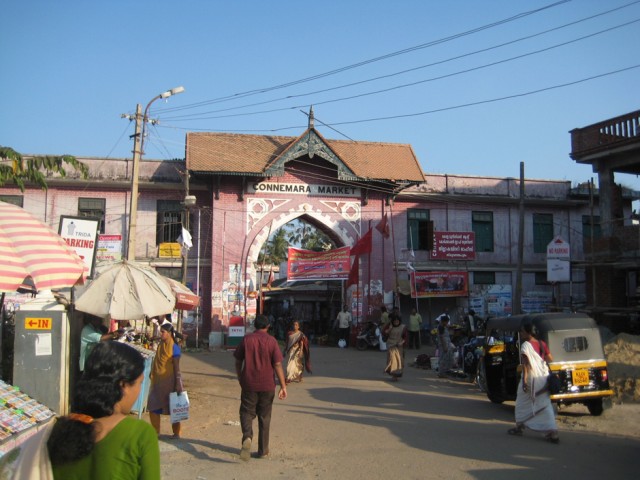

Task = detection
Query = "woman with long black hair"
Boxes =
[48,341,160,479]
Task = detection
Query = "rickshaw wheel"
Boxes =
[586,399,604,416]
[475,363,487,392]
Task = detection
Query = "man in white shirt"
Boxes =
[334,305,352,348]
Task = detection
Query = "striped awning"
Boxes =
[0,201,87,292]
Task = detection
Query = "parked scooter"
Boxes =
[356,322,380,351]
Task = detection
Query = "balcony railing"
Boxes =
[570,109,640,160]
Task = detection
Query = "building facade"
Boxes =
[3,122,638,341]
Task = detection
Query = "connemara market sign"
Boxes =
[248,181,360,197]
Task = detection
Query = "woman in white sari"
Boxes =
[383,314,407,382]
[284,321,312,383]
[508,325,560,443]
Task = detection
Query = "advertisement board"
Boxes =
[410,271,468,298]
[430,232,475,260]
[58,216,99,278]
[287,247,350,280]
[96,234,122,262]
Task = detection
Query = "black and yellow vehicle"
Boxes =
[477,312,613,416]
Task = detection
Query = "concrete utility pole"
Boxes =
[124,86,185,261]
[513,162,525,315]
[127,104,143,261]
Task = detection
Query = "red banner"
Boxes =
[410,271,468,298]
[430,232,475,260]
[287,247,350,280]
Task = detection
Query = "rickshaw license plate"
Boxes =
[572,369,590,386]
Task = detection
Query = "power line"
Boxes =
[162,18,640,123]
[157,2,640,119]
[153,0,572,113]
[158,63,640,134]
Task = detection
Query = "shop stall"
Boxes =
[0,380,55,459]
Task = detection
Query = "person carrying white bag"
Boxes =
[147,322,184,439]
[169,391,190,423]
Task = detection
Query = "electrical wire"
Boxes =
[158,2,640,119]
[153,0,572,112]
[157,63,640,134]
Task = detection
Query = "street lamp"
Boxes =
[126,86,185,261]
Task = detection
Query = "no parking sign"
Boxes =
[546,236,570,282]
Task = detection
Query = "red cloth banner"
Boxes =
[375,214,390,239]
[410,271,468,298]
[346,256,359,288]
[350,228,372,256]
[287,246,350,280]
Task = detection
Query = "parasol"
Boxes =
[0,201,86,292]
[74,260,175,320]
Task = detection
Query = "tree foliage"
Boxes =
[284,220,333,251]
[257,228,290,265]
[257,221,334,266]
[0,146,89,192]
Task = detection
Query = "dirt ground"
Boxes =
[603,332,640,403]
[150,336,640,480]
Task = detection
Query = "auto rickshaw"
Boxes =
[476,312,613,416]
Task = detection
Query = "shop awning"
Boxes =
[165,277,200,310]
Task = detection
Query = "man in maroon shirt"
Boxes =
[234,314,287,460]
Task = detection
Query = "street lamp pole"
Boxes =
[126,86,185,261]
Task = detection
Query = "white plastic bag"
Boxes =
[169,391,190,423]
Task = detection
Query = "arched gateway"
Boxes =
[186,114,425,338]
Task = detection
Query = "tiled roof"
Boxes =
[186,130,425,182]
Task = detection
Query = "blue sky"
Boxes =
[1,0,639,192]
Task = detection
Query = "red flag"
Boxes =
[346,256,359,288]
[350,228,372,256]
[375,213,390,239]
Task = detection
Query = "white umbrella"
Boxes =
[74,260,175,320]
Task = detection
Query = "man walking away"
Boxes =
[234,315,287,461]
[334,305,352,347]
[408,308,422,349]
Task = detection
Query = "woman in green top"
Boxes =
[47,341,160,479]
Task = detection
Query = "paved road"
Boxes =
[154,345,640,479]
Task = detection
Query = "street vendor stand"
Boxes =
[0,379,56,459]
[128,343,155,419]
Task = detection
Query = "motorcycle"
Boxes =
[356,322,380,351]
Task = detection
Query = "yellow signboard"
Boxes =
[158,242,182,258]
[25,317,52,330]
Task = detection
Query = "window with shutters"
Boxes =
[533,213,553,253]
[0,195,23,207]
[582,215,602,242]
[472,211,494,252]
[473,271,495,285]
[78,198,105,233]
[407,209,432,250]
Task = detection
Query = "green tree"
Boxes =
[0,146,89,192]
[258,228,290,265]
[284,219,333,251]
[301,229,333,251]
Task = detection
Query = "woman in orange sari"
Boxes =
[284,320,312,383]
[147,323,183,438]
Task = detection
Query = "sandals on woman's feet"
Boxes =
[507,427,524,436]
[545,433,560,444]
